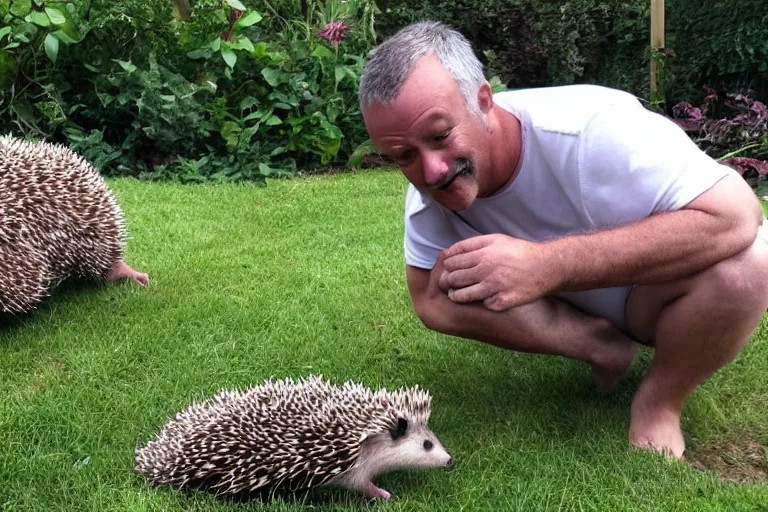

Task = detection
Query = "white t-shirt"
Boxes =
[403,84,732,330]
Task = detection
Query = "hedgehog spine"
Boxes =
[134,375,453,500]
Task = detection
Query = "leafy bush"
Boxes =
[376,0,768,109]
[669,88,768,188]
[1,0,380,182]
[3,0,765,182]
[664,0,768,105]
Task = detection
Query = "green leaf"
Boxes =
[240,96,259,110]
[265,115,282,126]
[243,112,263,123]
[51,29,82,44]
[258,162,276,176]
[220,121,241,147]
[311,45,334,59]
[347,138,377,168]
[10,0,31,17]
[0,27,11,41]
[221,47,236,68]
[43,33,58,62]
[209,37,221,51]
[488,75,507,93]
[186,49,209,60]
[251,42,268,58]
[226,0,247,10]
[334,65,357,86]
[44,7,66,25]
[231,36,254,52]
[114,59,137,73]
[261,67,280,86]
[0,49,17,89]
[235,10,262,28]
[27,10,51,27]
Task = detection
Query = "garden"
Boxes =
[2,0,768,510]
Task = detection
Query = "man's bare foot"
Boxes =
[106,260,150,287]
[591,338,640,392]
[629,391,685,459]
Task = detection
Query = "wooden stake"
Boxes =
[650,0,665,94]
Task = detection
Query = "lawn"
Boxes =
[1,169,767,511]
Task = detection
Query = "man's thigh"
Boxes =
[626,232,768,346]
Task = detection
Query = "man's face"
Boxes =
[362,56,491,211]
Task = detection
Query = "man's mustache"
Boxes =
[431,159,474,191]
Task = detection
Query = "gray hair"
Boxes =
[358,20,487,115]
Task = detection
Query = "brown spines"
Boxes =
[0,135,126,313]
[134,376,433,497]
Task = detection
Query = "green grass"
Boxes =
[2,169,768,511]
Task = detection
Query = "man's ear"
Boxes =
[477,82,494,114]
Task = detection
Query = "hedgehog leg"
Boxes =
[106,260,150,287]
[362,481,391,500]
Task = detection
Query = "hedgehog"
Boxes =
[134,375,454,500]
[0,134,148,315]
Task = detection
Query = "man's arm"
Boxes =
[551,171,762,290]
[439,173,763,311]
[406,258,631,361]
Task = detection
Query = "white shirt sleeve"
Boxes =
[578,103,732,228]
[403,185,465,270]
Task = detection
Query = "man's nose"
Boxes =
[422,151,449,187]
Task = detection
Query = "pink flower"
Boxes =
[317,20,352,49]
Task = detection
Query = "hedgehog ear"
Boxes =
[390,417,408,440]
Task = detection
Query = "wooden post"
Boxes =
[650,0,665,94]
[172,0,191,20]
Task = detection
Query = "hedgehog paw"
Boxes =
[107,261,150,287]
[363,481,391,500]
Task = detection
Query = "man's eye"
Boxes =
[434,131,450,142]
[394,151,413,164]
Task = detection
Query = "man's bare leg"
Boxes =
[441,295,640,391]
[625,237,768,459]
[106,260,150,286]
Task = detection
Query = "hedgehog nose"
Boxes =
[446,457,454,469]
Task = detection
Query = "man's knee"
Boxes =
[626,236,768,344]
[705,236,768,310]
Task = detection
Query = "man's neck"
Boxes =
[484,108,523,197]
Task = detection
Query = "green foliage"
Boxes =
[1,0,381,182]
[3,0,765,182]
[664,0,768,105]
[377,0,768,109]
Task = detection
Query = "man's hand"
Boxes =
[437,234,557,311]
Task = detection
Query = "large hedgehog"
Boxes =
[0,135,148,314]
[135,375,454,500]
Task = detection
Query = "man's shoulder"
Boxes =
[493,84,642,135]
[405,183,429,216]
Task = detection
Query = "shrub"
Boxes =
[1,0,380,182]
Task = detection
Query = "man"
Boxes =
[357,20,768,459]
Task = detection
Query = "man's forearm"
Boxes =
[546,207,759,293]
[415,285,623,362]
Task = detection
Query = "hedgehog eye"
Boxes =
[423,440,434,451]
